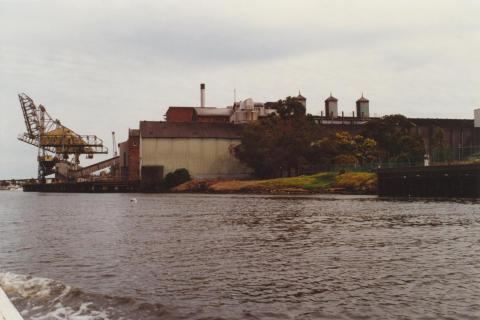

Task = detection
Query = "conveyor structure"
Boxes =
[17,93,109,182]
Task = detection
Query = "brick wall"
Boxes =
[127,134,140,181]
[166,107,195,122]
[196,115,230,123]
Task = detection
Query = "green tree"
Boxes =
[271,96,306,120]
[309,131,378,168]
[430,127,450,163]
[353,134,378,165]
[234,98,320,178]
[431,127,445,150]
[362,114,425,165]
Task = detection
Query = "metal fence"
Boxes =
[296,146,480,176]
[431,146,480,163]
[299,161,420,175]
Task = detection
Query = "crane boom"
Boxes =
[19,93,40,138]
[17,93,109,181]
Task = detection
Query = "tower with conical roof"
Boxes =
[294,91,307,108]
[325,93,338,118]
[356,94,369,119]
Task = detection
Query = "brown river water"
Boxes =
[0,192,479,320]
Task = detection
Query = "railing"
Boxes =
[299,161,424,175]
[0,287,23,320]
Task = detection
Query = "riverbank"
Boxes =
[173,171,377,194]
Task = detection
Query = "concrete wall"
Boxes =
[140,138,252,179]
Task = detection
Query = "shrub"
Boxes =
[335,172,377,192]
[333,154,358,166]
[164,168,191,189]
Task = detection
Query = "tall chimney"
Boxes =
[200,83,205,108]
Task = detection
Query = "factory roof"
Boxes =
[140,121,243,139]
[169,106,194,109]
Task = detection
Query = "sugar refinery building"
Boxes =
[118,84,480,184]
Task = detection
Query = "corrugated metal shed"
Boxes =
[140,121,243,139]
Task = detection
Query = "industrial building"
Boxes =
[123,85,307,181]
[17,86,480,191]
[114,84,480,184]
[316,94,480,159]
[118,129,140,182]
[138,121,250,180]
[118,122,251,184]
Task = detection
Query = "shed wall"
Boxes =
[141,138,251,179]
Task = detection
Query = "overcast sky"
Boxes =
[1,0,479,178]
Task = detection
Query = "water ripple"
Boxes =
[0,193,479,319]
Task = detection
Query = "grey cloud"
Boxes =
[0,0,438,66]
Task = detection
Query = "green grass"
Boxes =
[260,172,339,190]
[304,172,338,190]
[175,171,377,194]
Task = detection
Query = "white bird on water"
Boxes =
[130,198,137,204]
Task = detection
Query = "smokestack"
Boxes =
[200,83,205,108]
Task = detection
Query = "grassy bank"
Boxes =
[173,171,377,195]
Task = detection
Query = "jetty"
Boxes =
[377,164,480,198]
[23,179,139,193]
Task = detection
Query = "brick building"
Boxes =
[118,129,140,182]
[166,107,232,123]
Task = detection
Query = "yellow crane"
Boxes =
[17,93,108,182]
